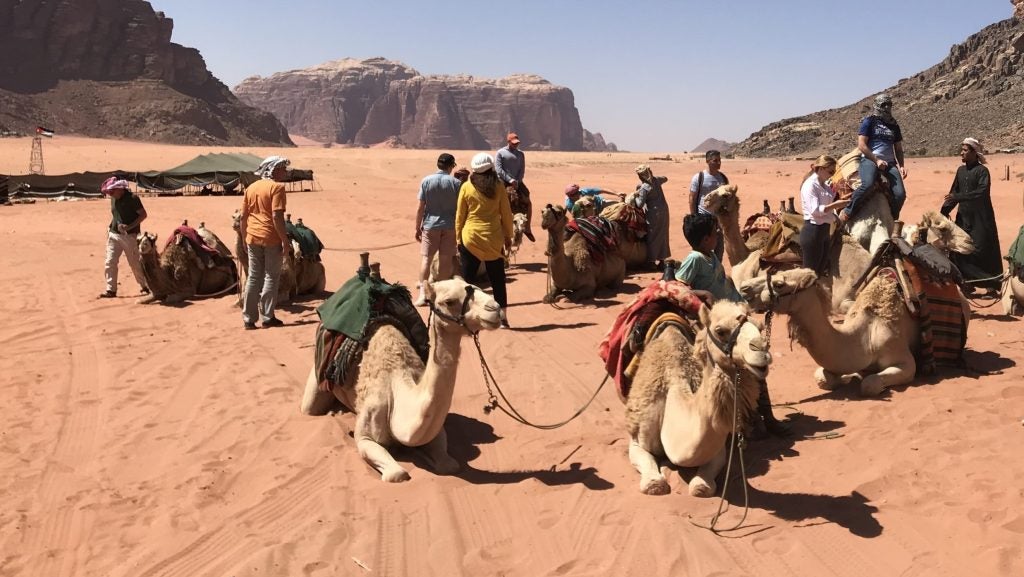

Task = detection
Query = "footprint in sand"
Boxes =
[1003,514,1024,533]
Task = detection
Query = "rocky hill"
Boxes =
[691,138,734,154]
[0,0,291,146]
[233,58,616,151]
[735,6,1024,158]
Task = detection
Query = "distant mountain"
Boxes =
[691,138,734,154]
[0,0,291,145]
[233,57,617,151]
[735,8,1024,157]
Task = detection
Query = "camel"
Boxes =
[137,230,238,304]
[1002,275,1024,316]
[508,212,528,266]
[739,268,970,396]
[599,195,648,269]
[299,277,501,482]
[625,300,771,496]
[232,209,322,306]
[703,185,972,313]
[540,204,626,303]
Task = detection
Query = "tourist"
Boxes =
[799,155,848,275]
[941,138,1002,296]
[677,212,788,437]
[689,150,730,260]
[239,156,292,330]
[564,183,624,218]
[456,152,514,328]
[495,132,535,242]
[414,153,461,305]
[633,164,671,270]
[99,177,149,298]
[841,93,907,222]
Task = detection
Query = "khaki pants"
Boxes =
[104,231,147,294]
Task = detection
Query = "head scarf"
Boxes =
[255,156,290,179]
[873,93,895,123]
[635,164,652,183]
[962,137,987,164]
[564,184,580,196]
[101,176,130,194]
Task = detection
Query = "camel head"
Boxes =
[138,232,159,257]
[540,204,567,231]
[905,211,975,255]
[700,184,740,216]
[739,268,820,314]
[696,300,771,380]
[575,196,597,218]
[425,277,501,333]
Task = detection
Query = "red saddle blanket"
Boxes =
[599,280,703,398]
[566,216,618,264]
[164,225,222,256]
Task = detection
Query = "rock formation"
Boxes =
[234,58,616,151]
[0,0,291,145]
[735,10,1024,157]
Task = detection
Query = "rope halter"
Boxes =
[426,285,477,334]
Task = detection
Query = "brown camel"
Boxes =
[740,268,970,396]
[599,195,648,269]
[540,204,626,303]
[231,209,302,306]
[137,231,238,304]
[299,277,501,482]
[625,301,771,495]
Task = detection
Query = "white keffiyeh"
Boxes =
[255,156,290,179]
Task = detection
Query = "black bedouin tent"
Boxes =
[3,153,316,198]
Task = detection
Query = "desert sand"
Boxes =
[1,137,1023,577]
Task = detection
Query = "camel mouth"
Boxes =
[745,363,769,380]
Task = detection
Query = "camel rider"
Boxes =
[841,93,907,223]
[564,184,624,218]
[99,177,149,298]
[495,132,535,242]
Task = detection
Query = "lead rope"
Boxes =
[472,333,608,430]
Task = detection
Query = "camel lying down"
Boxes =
[300,277,501,482]
[626,301,770,496]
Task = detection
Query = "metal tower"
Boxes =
[29,135,45,174]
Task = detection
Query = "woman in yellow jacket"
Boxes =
[456,152,514,328]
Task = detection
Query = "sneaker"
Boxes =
[243,322,257,330]
[262,317,284,328]
[524,229,536,243]
[98,290,117,299]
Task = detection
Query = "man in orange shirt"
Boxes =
[239,156,293,329]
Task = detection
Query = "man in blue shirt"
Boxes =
[414,153,461,305]
[495,132,535,242]
[564,183,624,218]
[841,93,907,223]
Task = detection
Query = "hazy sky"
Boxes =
[150,0,1013,151]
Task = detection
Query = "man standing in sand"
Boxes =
[841,93,907,223]
[689,150,729,260]
[413,153,461,305]
[495,132,535,242]
[239,156,292,330]
[99,177,149,298]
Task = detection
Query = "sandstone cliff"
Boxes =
[0,0,291,145]
[735,8,1024,158]
[233,58,615,151]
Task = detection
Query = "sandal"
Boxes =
[98,291,117,298]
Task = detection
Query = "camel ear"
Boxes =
[698,302,711,328]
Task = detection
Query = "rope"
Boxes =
[324,241,416,253]
[472,333,607,430]
[194,279,239,299]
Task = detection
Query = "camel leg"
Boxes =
[299,366,340,416]
[569,283,596,303]
[689,446,727,498]
[628,438,670,495]
[354,412,410,483]
[542,286,562,304]
[814,367,844,390]
[419,428,459,475]
[860,355,916,397]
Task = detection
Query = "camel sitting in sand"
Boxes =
[740,268,970,396]
[232,210,326,305]
[626,300,771,496]
[599,194,648,269]
[1002,275,1024,316]
[137,230,238,304]
[299,277,501,482]
[540,204,626,303]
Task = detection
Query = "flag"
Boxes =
[36,126,54,138]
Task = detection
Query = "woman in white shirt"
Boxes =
[799,155,848,275]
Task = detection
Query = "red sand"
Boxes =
[1,137,1022,577]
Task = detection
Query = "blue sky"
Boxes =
[150,0,1013,151]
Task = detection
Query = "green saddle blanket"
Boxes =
[286,221,324,259]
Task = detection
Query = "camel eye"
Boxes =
[443,298,458,307]
[714,327,727,338]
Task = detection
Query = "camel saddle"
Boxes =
[315,274,429,394]
[759,212,805,268]
[565,216,618,264]
[286,221,324,261]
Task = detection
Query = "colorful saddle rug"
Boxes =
[741,211,779,241]
[903,260,966,368]
[599,279,704,398]
[566,216,618,264]
[164,225,222,256]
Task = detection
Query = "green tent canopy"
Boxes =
[135,152,315,193]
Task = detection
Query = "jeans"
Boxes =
[104,231,147,293]
[459,244,507,308]
[243,243,283,325]
[845,158,906,219]
[799,221,832,276]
